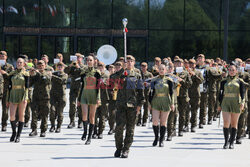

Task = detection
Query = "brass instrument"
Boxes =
[112,83,118,100]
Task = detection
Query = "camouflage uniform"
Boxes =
[93,72,110,138]
[50,71,68,130]
[64,64,86,127]
[0,73,3,99]
[30,71,51,135]
[115,68,145,153]
[207,68,222,124]
[236,71,249,143]
[137,71,153,125]
[176,70,192,135]
[1,63,14,131]
[186,70,204,130]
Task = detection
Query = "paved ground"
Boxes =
[1,90,250,167]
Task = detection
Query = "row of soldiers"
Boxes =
[0,50,249,145]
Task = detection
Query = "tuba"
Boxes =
[97,45,117,65]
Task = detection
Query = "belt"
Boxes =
[224,93,238,97]
[12,85,24,89]
[156,93,167,97]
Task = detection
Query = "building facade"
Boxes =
[0,0,249,64]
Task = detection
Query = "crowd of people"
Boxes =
[0,50,249,158]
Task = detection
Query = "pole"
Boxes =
[122,18,128,62]
[223,0,229,62]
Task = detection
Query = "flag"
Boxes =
[22,6,26,16]
[7,6,18,14]
[48,4,55,16]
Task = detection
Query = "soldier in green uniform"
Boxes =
[65,53,86,128]
[0,51,14,131]
[196,54,209,128]
[207,63,222,125]
[218,63,245,149]
[245,58,250,139]
[41,55,54,72]
[137,62,153,126]
[174,58,192,136]
[151,57,161,76]
[29,60,52,137]
[114,55,145,158]
[235,59,249,144]
[166,62,179,141]
[186,59,204,132]
[49,62,68,133]
[92,62,109,139]
[107,62,123,135]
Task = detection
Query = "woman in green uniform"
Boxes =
[78,55,101,145]
[149,64,174,147]
[0,58,29,142]
[218,63,245,149]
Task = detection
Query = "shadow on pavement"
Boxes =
[170,147,221,150]
[51,156,114,160]
[176,142,223,145]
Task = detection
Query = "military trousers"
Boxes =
[208,91,216,121]
[237,109,247,138]
[108,100,116,130]
[31,99,50,132]
[1,93,8,127]
[247,101,250,130]
[69,86,82,124]
[167,104,178,136]
[138,99,149,124]
[188,97,200,128]
[199,92,208,125]
[177,97,189,132]
[115,105,137,152]
[95,103,108,134]
[50,100,66,128]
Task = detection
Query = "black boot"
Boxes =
[81,121,88,141]
[159,126,166,147]
[223,128,229,149]
[10,121,17,142]
[152,125,159,146]
[92,126,98,139]
[15,122,24,143]
[229,128,237,149]
[85,124,94,145]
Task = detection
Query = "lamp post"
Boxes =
[122,18,128,62]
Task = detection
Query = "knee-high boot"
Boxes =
[85,124,94,145]
[81,121,88,141]
[159,126,166,147]
[15,122,24,143]
[152,125,159,146]
[10,121,17,142]
[229,128,237,149]
[223,127,229,149]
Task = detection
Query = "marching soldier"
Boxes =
[29,60,52,137]
[207,62,222,125]
[114,55,145,158]
[64,53,86,128]
[174,58,192,136]
[137,62,153,126]
[92,62,109,139]
[107,62,123,135]
[245,58,250,139]
[186,59,204,132]
[151,57,161,76]
[49,62,68,133]
[41,55,54,72]
[0,51,14,131]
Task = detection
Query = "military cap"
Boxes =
[154,57,161,61]
[41,54,49,59]
[118,57,125,61]
[184,59,188,63]
[98,61,105,67]
[115,61,123,66]
[75,53,84,58]
[205,59,211,64]
[56,53,63,58]
[212,62,218,66]
[19,54,28,62]
[197,54,205,58]
[246,58,250,62]
[189,59,196,64]
[37,60,45,65]
[174,55,180,60]
[141,62,147,66]
[127,55,135,61]
[108,65,114,68]
[174,58,183,63]
[0,51,7,56]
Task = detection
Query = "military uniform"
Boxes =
[176,69,192,135]
[114,68,145,157]
[93,72,109,138]
[0,73,3,100]
[49,71,68,132]
[187,69,204,131]
[30,71,51,137]
[236,71,249,143]
[45,64,54,72]
[207,68,222,124]
[1,63,14,131]
[64,63,86,128]
[137,70,153,126]
[196,65,208,127]
[151,65,159,76]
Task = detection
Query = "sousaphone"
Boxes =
[97,45,117,65]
